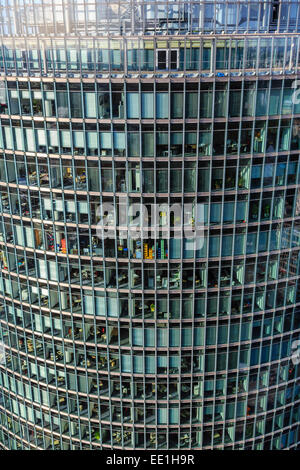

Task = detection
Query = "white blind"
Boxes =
[73,131,84,147]
[48,130,58,146]
[25,128,36,151]
[4,127,13,149]
[100,132,112,148]
[60,130,71,147]
[87,131,98,148]
[141,92,154,118]
[37,129,46,146]
[84,93,97,117]
[127,92,139,118]
[14,127,24,150]
[113,132,125,149]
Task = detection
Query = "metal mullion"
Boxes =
[52,81,59,118]
[108,38,112,76]
[1,42,8,77]
[6,153,18,217]
[269,34,278,76]
[11,38,18,77]
[295,35,300,75]
[284,35,291,73]
[51,161,63,255]
[47,39,55,77]
[3,81,10,117]
[223,316,232,443]
[38,38,46,77]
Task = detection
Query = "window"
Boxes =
[156,49,179,70]
[170,50,178,69]
[157,50,167,70]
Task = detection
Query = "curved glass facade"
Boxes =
[0,0,299,451]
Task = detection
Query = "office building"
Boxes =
[0,0,299,450]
